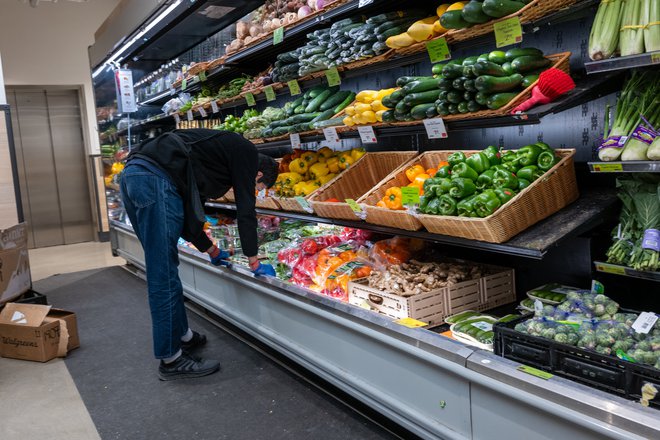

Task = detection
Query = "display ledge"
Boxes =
[206,188,617,260]
[588,161,660,173]
[594,261,660,282]
[585,51,660,75]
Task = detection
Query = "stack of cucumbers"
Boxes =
[259,85,355,138]
[434,47,551,116]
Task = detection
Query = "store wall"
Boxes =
[0,0,120,155]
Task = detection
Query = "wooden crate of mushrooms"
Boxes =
[348,260,515,326]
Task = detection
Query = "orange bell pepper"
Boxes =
[411,173,430,189]
[426,168,437,176]
[376,199,387,208]
[405,164,425,183]
[384,187,404,210]
[371,239,411,265]
[437,160,449,170]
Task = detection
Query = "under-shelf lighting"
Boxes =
[92,0,183,78]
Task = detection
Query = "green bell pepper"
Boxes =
[450,162,479,180]
[438,194,458,216]
[436,178,454,196]
[492,168,519,189]
[518,178,530,191]
[447,152,467,168]
[423,177,443,195]
[473,190,502,218]
[476,169,495,190]
[537,150,559,171]
[483,145,501,166]
[517,165,543,182]
[425,197,442,215]
[419,194,431,213]
[435,165,452,179]
[500,151,522,172]
[448,178,477,199]
[494,187,516,204]
[457,195,479,217]
[465,152,491,174]
[518,144,543,167]
[535,141,553,152]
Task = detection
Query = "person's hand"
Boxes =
[208,245,231,267]
[252,263,275,277]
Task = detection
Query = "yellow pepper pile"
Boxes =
[104,162,125,187]
[273,147,366,198]
[343,89,396,126]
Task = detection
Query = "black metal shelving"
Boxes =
[585,51,660,75]
[588,161,660,173]
[594,261,660,282]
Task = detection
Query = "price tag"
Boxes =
[198,106,207,118]
[186,109,193,121]
[323,127,340,143]
[287,79,302,96]
[517,365,553,380]
[290,133,301,149]
[210,100,219,113]
[401,186,420,206]
[257,189,266,200]
[198,71,207,82]
[632,312,658,334]
[345,199,362,213]
[423,118,448,139]
[245,92,256,107]
[325,67,341,86]
[394,317,428,328]
[651,53,660,64]
[494,16,523,48]
[357,125,377,144]
[169,87,176,96]
[264,85,276,102]
[173,113,180,124]
[534,299,544,314]
[592,163,623,172]
[426,37,451,63]
[273,26,284,45]
[294,196,313,213]
[181,78,187,90]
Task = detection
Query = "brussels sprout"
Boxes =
[605,302,619,315]
[596,333,615,347]
[554,333,569,344]
[594,294,608,305]
[636,340,652,352]
[595,346,612,356]
[583,299,596,310]
[566,333,579,346]
[649,337,660,352]
[613,313,626,323]
[593,304,606,316]
[557,302,572,312]
[600,314,613,321]
[541,305,555,316]
[540,328,557,339]
[643,352,658,365]
[612,340,633,353]
[514,323,527,333]
[655,358,660,370]
[578,334,597,350]
[566,292,581,302]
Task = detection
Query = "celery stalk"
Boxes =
[644,0,660,52]
[620,0,645,56]
[589,0,625,60]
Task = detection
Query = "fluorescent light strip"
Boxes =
[92,0,182,78]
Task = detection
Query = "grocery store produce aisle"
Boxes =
[27,266,401,440]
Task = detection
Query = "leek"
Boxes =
[620,0,645,56]
[620,72,660,161]
[643,0,660,52]
[589,0,625,60]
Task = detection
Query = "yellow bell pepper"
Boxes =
[318,146,334,159]
[289,158,308,174]
[293,181,307,196]
[384,187,404,210]
[405,164,425,182]
[301,151,318,165]
[309,162,330,180]
[338,154,354,170]
[111,162,125,175]
[104,176,114,186]
[351,148,366,162]
[280,172,303,186]
[300,181,320,196]
[317,173,336,186]
[326,157,340,173]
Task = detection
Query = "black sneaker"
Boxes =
[158,353,220,381]
[181,331,207,352]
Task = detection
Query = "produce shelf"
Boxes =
[585,51,660,75]
[207,189,617,260]
[588,161,660,173]
[594,261,660,282]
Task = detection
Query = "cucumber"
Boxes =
[442,63,465,79]
[457,101,470,113]
[396,76,433,87]
[488,50,507,65]
[294,104,306,114]
[305,89,333,112]
[501,62,514,75]
[511,56,551,73]
[312,117,345,128]
[403,89,442,106]
[432,64,444,75]
[381,94,396,109]
[482,0,526,18]
[425,105,439,118]
[440,10,471,29]
[395,100,411,114]
[411,103,436,120]
[521,74,540,88]
[381,110,397,122]
[291,112,322,123]
[447,90,463,104]
[452,77,466,90]
[438,91,450,102]
[477,53,490,63]
[475,92,490,106]
[333,91,356,114]
[436,102,450,116]
[472,60,509,77]
[305,85,326,99]
[320,91,351,111]
[475,73,523,93]
[287,97,305,115]
[463,78,477,92]
[261,128,273,137]
[463,90,475,102]
[467,100,481,112]
[366,10,425,24]
[374,18,415,34]
[487,92,518,109]
[504,47,544,61]
[403,78,441,94]
[394,112,408,121]
[438,77,455,91]
[462,0,491,23]
[311,109,335,122]
[272,126,291,136]
[461,56,480,66]
[378,25,410,42]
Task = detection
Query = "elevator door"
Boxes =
[8,88,94,248]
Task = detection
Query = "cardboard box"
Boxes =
[0,303,79,362]
[0,223,31,305]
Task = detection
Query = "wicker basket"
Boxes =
[221,188,281,209]
[187,62,209,77]
[206,57,225,71]
[308,152,418,220]
[224,188,236,203]
[414,149,578,243]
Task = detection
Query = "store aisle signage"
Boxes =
[287,80,301,96]
[115,69,137,113]
[426,37,451,63]
[274,27,284,45]
[264,85,276,102]
[325,67,341,86]
[245,92,256,107]
[494,17,523,48]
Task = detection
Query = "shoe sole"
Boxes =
[158,365,220,381]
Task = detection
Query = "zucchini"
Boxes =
[447,90,463,104]
[438,91,450,102]
[396,76,433,87]
[425,105,439,118]
[438,77,455,91]
[463,79,476,92]
[475,92,490,106]
[366,10,425,24]
[319,91,351,111]
[487,92,518,109]
[462,56,480,66]
[394,112,408,121]
[452,77,467,90]
[381,110,397,122]
[403,89,442,106]
[462,0,491,24]
[305,85,326,99]
[333,92,356,114]
[504,47,544,61]
[381,94,396,109]
[436,102,450,116]
[388,89,405,104]
[395,100,411,114]
[312,117,345,129]
[501,62,514,75]
[488,50,507,65]
[305,89,333,112]
[467,100,481,112]
[475,73,523,93]
[472,60,509,77]
[287,97,305,116]
[410,103,435,120]
[463,90,475,102]
[291,112,322,123]
[272,126,291,136]
[431,64,444,75]
[378,25,410,42]
[521,74,540,88]
[440,10,471,29]
[482,0,526,18]
[261,128,273,137]
[511,56,551,73]
[374,18,415,34]
[403,78,441,94]
[311,109,335,122]
[477,53,490,63]
[463,65,477,78]
[442,63,465,79]
[448,103,459,114]
[457,101,470,113]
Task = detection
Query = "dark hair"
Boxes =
[257,154,279,188]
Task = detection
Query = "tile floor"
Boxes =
[0,240,124,440]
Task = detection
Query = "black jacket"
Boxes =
[127,129,259,256]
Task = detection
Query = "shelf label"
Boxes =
[494,16,523,48]
[245,92,256,107]
[632,312,658,334]
[652,53,660,64]
[287,79,301,96]
[290,133,301,149]
[198,107,207,118]
[423,118,448,139]
[358,0,374,7]
[198,71,207,82]
[170,87,176,96]
[323,126,340,143]
[358,125,377,144]
[186,109,194,121]
[426,37,451,63]
[595,262,626,275]
[181,78,187,90]
[273,27,284,45]
[264,85,276,102]
[592,163,623,172]
[294,196,313,213]
[173,113,180,124]
[401,186,420,206]
[517,365,553,380]
[325,67,341,86]
[394,317,427,328]
[210,100,219,113]
[345,199,362,213]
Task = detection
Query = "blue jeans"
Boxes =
[120,164,189,359]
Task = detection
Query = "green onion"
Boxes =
[589,0,625,60]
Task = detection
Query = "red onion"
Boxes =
[298,5,312,18]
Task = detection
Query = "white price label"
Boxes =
[294,196,313,213]
[170,87,176,96]
[186,110,194,121]
[198,107,207,118]
[210,100,219,113]
[632,312,658,334]
[358,125,377,144]
[359,0,373,7]
[257,189,266,200]
[290,133,301,149]
[323,127,340,143]
[423,118,448,139]
[472,321,493,332]
[173,113,180,124]
[534,299,544,314]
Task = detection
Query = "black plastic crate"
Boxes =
[494,315,660,408]
[13,290,48,305]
